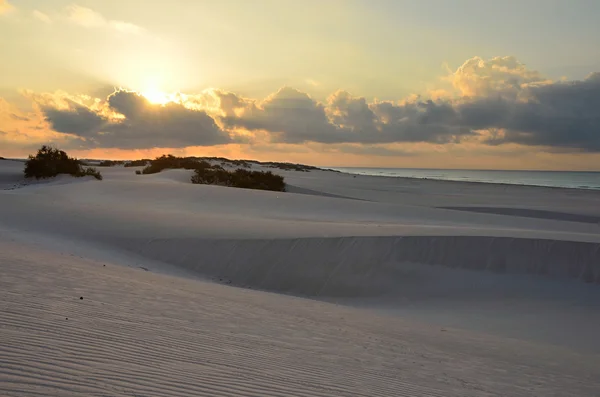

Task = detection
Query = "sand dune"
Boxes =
[441,206,600,224]
[1,161,600,395]
[2,238,599,397]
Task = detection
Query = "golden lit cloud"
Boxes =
[0,0,14,15]
[109,20,145,35]
[447,56,551,97]
[32,9,51,23]
[65,4,144,34]
[66,4,105,27]
[2,56,600,170]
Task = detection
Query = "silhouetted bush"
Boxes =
[124,159,151,167]
[264,162,319,172]
[76,166,103,180]
[135,170,142,175]
[24,145,102,181]
[98,160,123,167]
[0,156,5,160]
[141,155,213,174]
[191,168,285,191]
[133,154,285,190]
[202,157,252,168]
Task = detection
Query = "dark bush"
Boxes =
[202,157,252,168]
[134,154,285,191]
[141,155,212,174]
[124,159,151,167]
[76,166,103,180]
[191,167,285,191]
[135,170,142,175]
[98,160,123,167]
[264,162,319,172]
[24,145,102,181]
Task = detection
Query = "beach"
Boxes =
[1,158,599,396]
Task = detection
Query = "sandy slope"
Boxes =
[1,160,600,395]
[2,238,599,397]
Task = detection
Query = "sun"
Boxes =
[141,88,171,105]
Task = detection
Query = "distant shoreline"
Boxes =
[329,167,600,191]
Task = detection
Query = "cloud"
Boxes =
[0,97,82,154]
[0,0,14,15]
[470,72,600,151]
[10,113,30,121]
[219,87,341,143]
[66,4,104,27]
[44,100,106,134]
[65,4,143,34]
[7,56,600,154]
[324,144,416,157]
[40,90,231,149]
[109,20,144,35]
[220,87,474,145]
[32,10,51,23]
[217,59,600,152]
[449,56,549,97]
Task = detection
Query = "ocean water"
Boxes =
[329,168,600,190]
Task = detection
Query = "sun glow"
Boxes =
[141,88,172,105]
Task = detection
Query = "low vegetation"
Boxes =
[263,162,319,172]
[97,160,124,167]
[140,155,210,174]
[24,146,103,180]
[124,159,151,167]
[191,168,285,191]
[125,154,323,191]
[136,154,285,191]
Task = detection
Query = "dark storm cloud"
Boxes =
[41,90,231,149]
[488,73,600,151]
[44,100,106,135]
[220,88,474,145]
[35,68,600,152]
[451,73,600,151]
[220,73,600,151]
[220,87,340,143]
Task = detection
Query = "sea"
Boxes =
[329,168,600,190]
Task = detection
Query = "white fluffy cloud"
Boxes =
[32,10,51,23]
[65,4,144,34]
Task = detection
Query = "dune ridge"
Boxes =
[116,235,600,298]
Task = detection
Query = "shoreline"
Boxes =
[328,167,600,192]
[4,157,600,191]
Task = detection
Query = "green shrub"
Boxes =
[24,145,102,181]
[191,167,285,191]
[141,155,212,174]
[76,166,103,180]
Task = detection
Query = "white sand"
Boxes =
[1,159,600,396]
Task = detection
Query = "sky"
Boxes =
[1,0,600,170]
